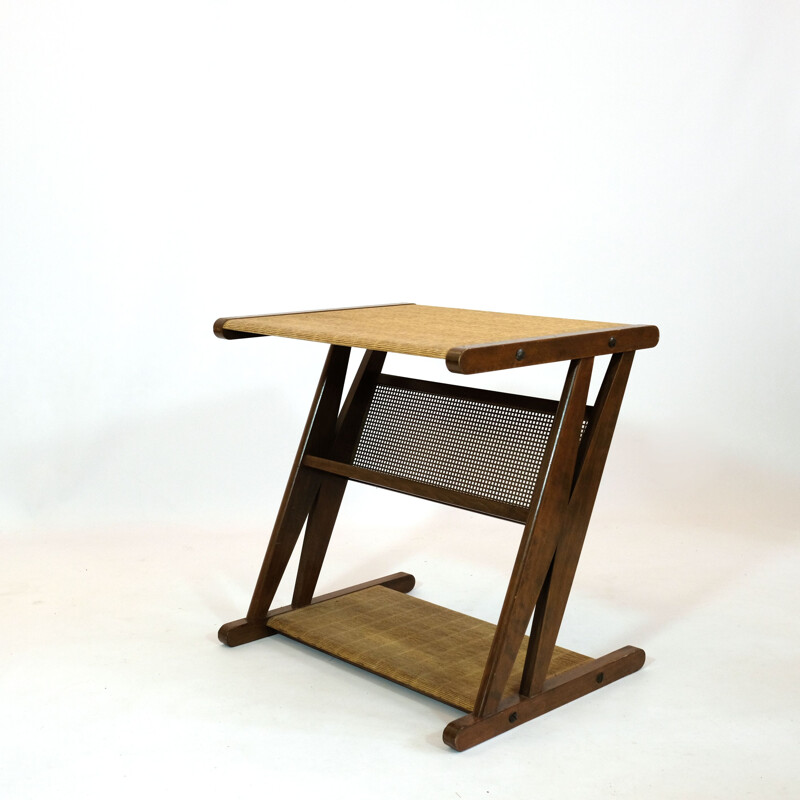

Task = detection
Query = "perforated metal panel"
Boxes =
[351,377,586,508]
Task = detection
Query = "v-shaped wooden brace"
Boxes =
[444,351,644,749]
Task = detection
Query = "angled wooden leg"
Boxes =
[445,351,642,750]
[521,351,635,696]
[292,349,387,607]
[472,357,593,717]
[219,344,351,646]
[291,475,348,608]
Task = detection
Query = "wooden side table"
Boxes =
[214,303,659,750]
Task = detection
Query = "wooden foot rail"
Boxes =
[443,646,646,751]
[218,572,415,647]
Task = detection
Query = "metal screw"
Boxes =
[608,337,617,348]
[508,711,518,723]
[515,348,525,361]
[596,672,604,684]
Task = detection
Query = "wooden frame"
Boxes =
[216,305,657,750]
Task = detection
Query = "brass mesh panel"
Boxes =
[352,380,581,508]
[268,586,589,711]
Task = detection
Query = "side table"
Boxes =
[213,303,659,750]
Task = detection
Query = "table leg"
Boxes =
[472,357,594,718]
[449,353,643,749]
[218,344,350,646]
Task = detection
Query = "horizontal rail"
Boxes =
[378,373,563,416]
[302,455,528,523]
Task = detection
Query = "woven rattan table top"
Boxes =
[215,303,659,373]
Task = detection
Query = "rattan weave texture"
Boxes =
[268,586,589,711]
[222,304,620,359]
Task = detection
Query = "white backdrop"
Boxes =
[2,2,798,798]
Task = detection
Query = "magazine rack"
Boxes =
[214,304,659,750]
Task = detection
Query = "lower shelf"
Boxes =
[268,585,590,711]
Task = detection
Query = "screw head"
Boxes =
[596,672,604,684]
[508,711,518,723]
[608,337,617,348]
[515,348,525,361]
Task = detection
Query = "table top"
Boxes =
[215,303,658,374]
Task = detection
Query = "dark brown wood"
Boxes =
[291,350,387,607]
[290,476,347,606]
[230,345,351,629]
[378,373,562,417]
[445,324,658,374]
[521,552,556,695]
[443,646,645,751]
[214,303,415,339]
[218,572,416,646]
[520,351,634,696]
[213,326,265,340]
[303,455,529,523]
[472,357,594,717]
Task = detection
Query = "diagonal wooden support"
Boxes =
[472,357,594,718]
[520,351,635,696]
[445,351,642,748]
[218,344,351,646]
[291,349,387,607]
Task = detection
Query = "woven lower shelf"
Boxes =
[268,585,590,711]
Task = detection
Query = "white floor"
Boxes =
[3,454,798,800]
